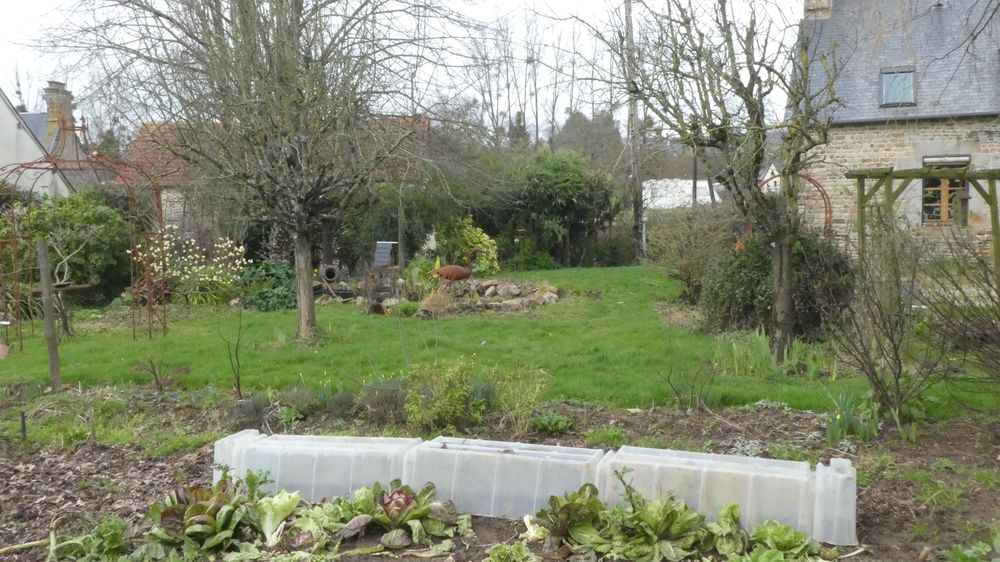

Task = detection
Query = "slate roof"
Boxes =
[19,112,48,147]
[803,0,1000,123]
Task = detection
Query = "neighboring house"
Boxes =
[117,123,208,235]
[643,178,719,210]
[0,82,74,198]
[800,0,1000,252]
[0,81,109,198]
[759,163,781,193]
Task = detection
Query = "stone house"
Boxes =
[799,0,1000,252]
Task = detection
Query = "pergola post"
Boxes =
[990,179,1000,274]
[856,177,866,254]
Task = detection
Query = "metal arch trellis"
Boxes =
[847,166,1000,272]
[0,117,171,352]
[756,173,835,237]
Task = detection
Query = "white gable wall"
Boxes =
[0,88,70,198]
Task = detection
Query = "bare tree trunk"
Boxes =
[771,236,794,357]
[294,232,316,337]
[270,222,292,264]
[320,224,335,266]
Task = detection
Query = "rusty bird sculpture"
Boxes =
[429,247,483,282]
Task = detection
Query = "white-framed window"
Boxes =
[881,68,915,106]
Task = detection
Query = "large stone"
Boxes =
[540,292,559,304]
[483,286,497,298]
[499,299,526,312]
[480,279,500,289]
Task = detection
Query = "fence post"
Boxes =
[36,237,61,389]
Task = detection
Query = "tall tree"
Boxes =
[590,0,840,353]
[59,0,459,336]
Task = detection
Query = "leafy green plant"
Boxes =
[493,367,549,437]
[501,236,559,272]
[241,260,297,312]
[483,543,541,562]
[393,300,421,317]
[526,472,829,562]
[340,480,470,550]
[737,519,823,561]
[585,426,629,448]
[252,490,301,547]
[564,471,710,561]
[700,230,852,338]
[31,192,131,303]
[530,412,574,435]
[405,358,485,433]
[712,329,781,379]
[435,216,500,275]
[535,483,606,540]
[825,392,880,445]
[946,531,1000,562]
[54,516,130,560]
[707,504,749,556]
[144,478,252,552]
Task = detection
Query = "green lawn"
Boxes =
[2,266,868,411]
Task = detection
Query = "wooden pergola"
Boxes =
[847,166,1000,270]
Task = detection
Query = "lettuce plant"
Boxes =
[145,482,249,552]
[535,483,605,540]
[252,490,301,547]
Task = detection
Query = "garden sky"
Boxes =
[1,0,803,120]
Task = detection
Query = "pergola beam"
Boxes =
[846,166,1000,274]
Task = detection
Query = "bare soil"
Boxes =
[2,394,999,561]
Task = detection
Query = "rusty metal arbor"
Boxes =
[0,116,170,350]
[758,173,835,237]
[848,167,1000,270]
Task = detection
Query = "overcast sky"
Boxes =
[1,0,803,114]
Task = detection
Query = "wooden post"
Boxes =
[989,179,1000,275]
[856,177,866,255]
[883,176,893,219]
[36,237,61,389]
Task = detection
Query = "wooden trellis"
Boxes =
[847,166,1000,270]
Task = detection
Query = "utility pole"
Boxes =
[624,0,643,260]
[692,151,699,206]
[36,237,61,389]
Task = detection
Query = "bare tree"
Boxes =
[588,0,840,354]
[56,0,463,337]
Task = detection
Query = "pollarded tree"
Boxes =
[591,0,840,353]
[58,0,461,336]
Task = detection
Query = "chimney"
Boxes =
[43,81,74,147]
[804,0,833,19]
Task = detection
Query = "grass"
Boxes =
[0,266,986,413]
[0,385,225,455]
[585,426,629,447]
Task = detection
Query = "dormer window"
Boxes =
[881,68,915,106]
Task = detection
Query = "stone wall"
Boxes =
[800,116,1000,254]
